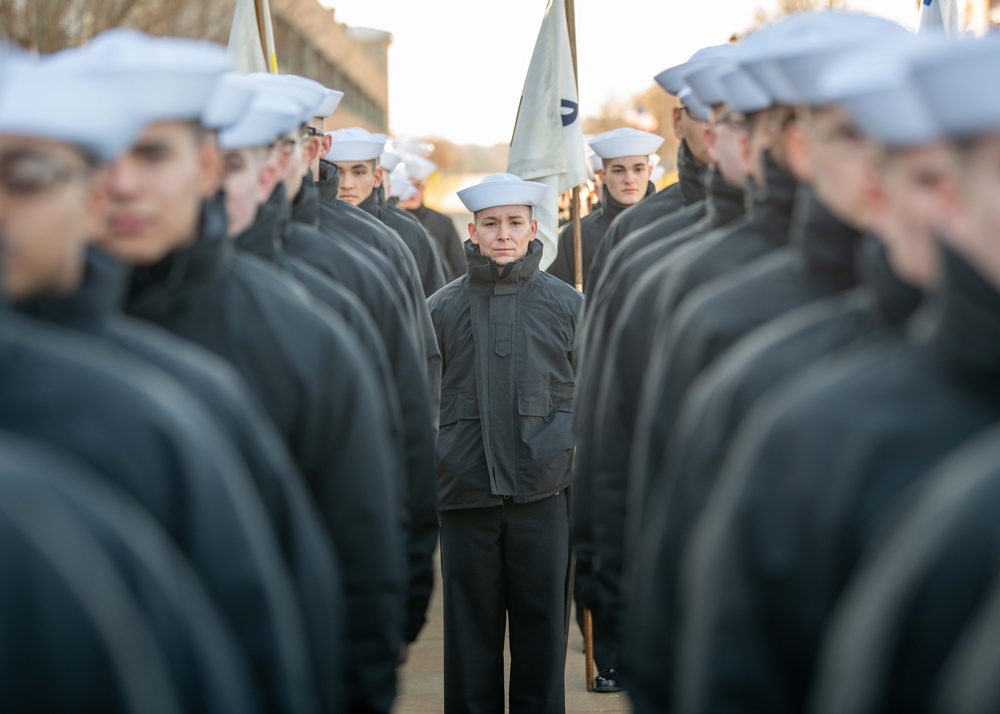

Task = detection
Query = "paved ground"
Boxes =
[394,553,632,713]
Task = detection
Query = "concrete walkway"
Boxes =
[394,554,632,713]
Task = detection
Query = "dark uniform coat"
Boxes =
[547,181,655,293]
[587,140,708,291]
[629,190,864,549]
[428,239,583,510]
[805,425,1000,714]
[239,187,439,646]
[361,187,445,297]
[0,433,257,714]
[0,435,184,714]
[125,198,404,714]
[626,238,922,712]
[571,169,747,669]
[407,201,466,281]
[16,248,347,712]
[0,303,314,714]
[675,246,1000,714]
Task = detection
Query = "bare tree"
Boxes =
[0,0,233,53]
[745,0,851,35]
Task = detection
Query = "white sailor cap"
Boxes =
[582,139,600,181]
[325,127,388,162]
[651,165,667,184]
[390,136,435,158]
[389,165,416,200]
[380,150,402,172]
[316,88,345,118]
[771,12,911,106]
[911,36,1000,139]
[737,13,827,105]
[73,29,229,125]
[655,44,738,96]
[684,60,737,107]
[720,66,773,115]
[457,173,547,213]
[819,35,950,148]
[678,86,711,123]
[203,73,257,130]
[247,73,327,122]
[399,153,437,181]
[0,53,147,163]
[219,93,307,150]
[588,128,665,160]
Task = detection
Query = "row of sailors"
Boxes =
[0,28,454,714]
[561,10,1000,714]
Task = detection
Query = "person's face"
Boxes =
[707,104,750,188]
[949,135,1000,289]
[468,205,536,266]
[274,126,308,200]
[222,146,277,237]
[0,136,105,300]
[598,155,651,206]
[804,105,878,230]
[675,105,710,165]
[102,121,219,266]
[868,143,958,290]
[333,160,382,206]
[398,178,425,210]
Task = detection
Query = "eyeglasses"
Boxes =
[710,112,748,132]
[272,137,300,156]
[305,127,323,137]
[0,151,92,196]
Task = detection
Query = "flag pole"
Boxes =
[565,0,584,292]
[254,0,278,73]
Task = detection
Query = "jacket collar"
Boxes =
[465,239,543,291]
[234,183,289,263]
[857,234,923,326]
[15,247,126,334]
[913,242,1000,398]
[125,193,230,322]
[291,172,321,227]
[316,159,341,205]
[704,167,747,230]
[677,140,708,206]
[359,188,381,218]
[788,187,863,292]
[743,151,799,248]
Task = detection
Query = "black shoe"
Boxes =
[593,668,624,693]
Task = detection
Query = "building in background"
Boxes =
[270,0,390,132]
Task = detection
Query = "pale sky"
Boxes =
[321,0,924,146]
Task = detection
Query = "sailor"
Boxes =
[546,127,663,292]
[428,174,582,714]
[326,127,445,296]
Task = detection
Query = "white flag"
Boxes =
[507,0,589,272]
[918,0,959,36]
[227,0,269,73]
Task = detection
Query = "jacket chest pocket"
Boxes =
[494,323,512,358]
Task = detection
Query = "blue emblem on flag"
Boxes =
[561,99,578,127]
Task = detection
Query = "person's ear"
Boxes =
[373,165,384,189]
[467,221,479,245]
[83,168,111,243]
[198,135,224,198]
[529,218,538,239]
[784,121,813,183]
[673,107,684,141]
[597,168,606,182]
[321,133,332,158]
[304,135,322,167]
